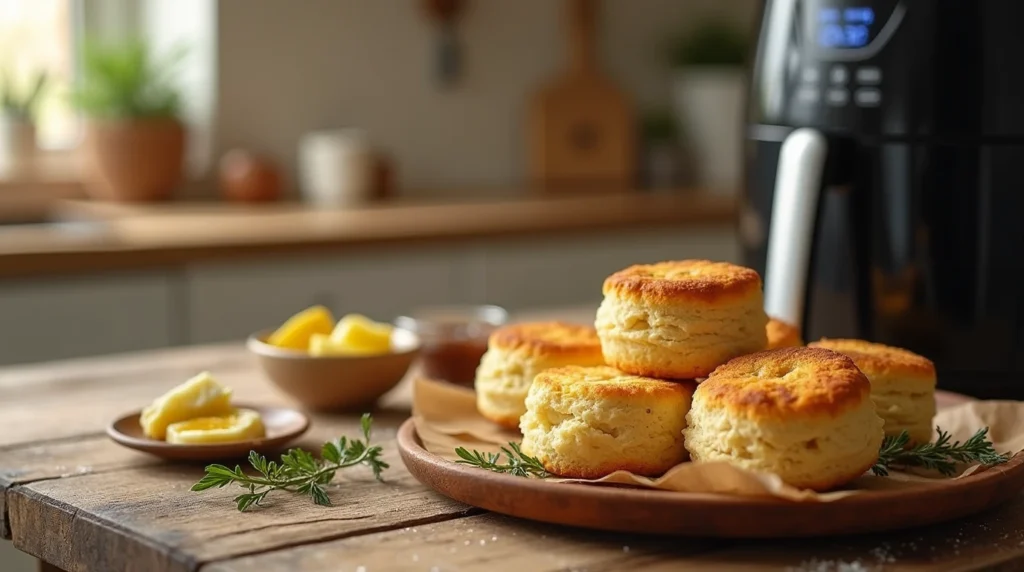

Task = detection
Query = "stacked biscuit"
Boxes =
[473,259,936,491]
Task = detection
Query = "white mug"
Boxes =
[297,129,373,207]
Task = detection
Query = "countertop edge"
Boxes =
[0,193,738,279]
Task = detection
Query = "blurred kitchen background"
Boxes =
[0,0,758,368]
[1,1,757,567]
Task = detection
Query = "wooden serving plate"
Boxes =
[397,417,1024,538]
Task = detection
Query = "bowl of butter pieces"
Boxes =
[248,306,421,411]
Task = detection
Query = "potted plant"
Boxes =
[640,109,685,190]
[0,70,47,171]
[668,21,750,194]
[70,39,187,201]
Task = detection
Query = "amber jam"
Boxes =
[395,305,508,388]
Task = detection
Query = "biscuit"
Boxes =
[683,347,884,491]
[519,365,695,478]
[767,317,803,349]
[475,322,605,430]
[809,338,936,444]
[595,260,769,379]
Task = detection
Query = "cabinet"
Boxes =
[186,246,476,344]
[0,273,176,366]
[0,226,740,363]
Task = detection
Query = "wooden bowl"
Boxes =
[107,404,309,461]
[247,328,420,411]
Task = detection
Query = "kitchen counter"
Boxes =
[0,192,737,279]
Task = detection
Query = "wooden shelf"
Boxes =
[0,192,737,279]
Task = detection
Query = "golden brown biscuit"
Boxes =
[767,317,803,349]
[520,365,695,478]
[683,347,884,491]
[595,260,769,379]
[809,338,936,444]
[475,322,605,429]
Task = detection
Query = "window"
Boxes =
[0,0,214,176]
[0,0,79,149]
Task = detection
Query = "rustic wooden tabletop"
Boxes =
[2,312,1024,571]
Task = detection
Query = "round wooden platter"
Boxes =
[397,419,1024,538]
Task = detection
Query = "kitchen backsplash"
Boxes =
[212,0,757,197]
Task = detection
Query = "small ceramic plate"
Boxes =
[106,404,310,461]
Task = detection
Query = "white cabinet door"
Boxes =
[0,273,176,366]
[481,227,740,312]
[187,246,474,344]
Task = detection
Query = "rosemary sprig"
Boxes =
[191,413,389,511]
[455,442,550,478]
[872,426,1009,477]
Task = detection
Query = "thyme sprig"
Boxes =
[191,413,388,511]
[455,442,550,478]
[872,427,1009,477]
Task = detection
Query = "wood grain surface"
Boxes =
[3,308,1024,572]
[0,193,735,279]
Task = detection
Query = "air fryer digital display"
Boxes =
[817,7,876,48]
[802,0,903,59]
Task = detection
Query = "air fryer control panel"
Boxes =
[748,0,1024,138]
[797,1,902,113]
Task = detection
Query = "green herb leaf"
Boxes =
[322,442,341,465]
[309,483,331,507]
[191,414,389,511]
[455,443,550,478]
[872,426,1009,477]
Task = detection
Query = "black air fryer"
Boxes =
[743,0,1024,399]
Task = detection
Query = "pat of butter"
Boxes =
[320,314,393,356]
[165,409,265,444]
[140,371,234,440]
[309,333,388,356]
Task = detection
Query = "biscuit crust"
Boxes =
[602,260,763,306]
[685,347,884,491]
[596,260,769,379]
[488,322,602,359]
[530,365,692,399]
[808,338,936,383]
[520,366,694,479]
[766,317,803,349]
[700,347,872,421]
[809,338,936,444]
[475,323,605,430]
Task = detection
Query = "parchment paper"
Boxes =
[411,376,1024,501]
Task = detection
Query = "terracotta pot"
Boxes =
[0,116,37,173]
[218,149,283,203]
[81,118,186,202]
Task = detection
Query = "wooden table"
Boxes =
[3,338,1024,571]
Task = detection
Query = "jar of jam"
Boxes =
[395,305,508,388]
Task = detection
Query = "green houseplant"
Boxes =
[666,21,750,194]
[0,70,47,170]
[70,39,188,201]
[640,108,685,190]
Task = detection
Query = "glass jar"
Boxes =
[395,305,508,388]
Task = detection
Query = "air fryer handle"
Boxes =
[763,128,828,327]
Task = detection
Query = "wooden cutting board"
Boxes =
[528,0,636,193]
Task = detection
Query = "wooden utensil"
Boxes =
[421,0,466,86]
[528,0,636,194]
[107,404,309,461]
[397,418,1024,538]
